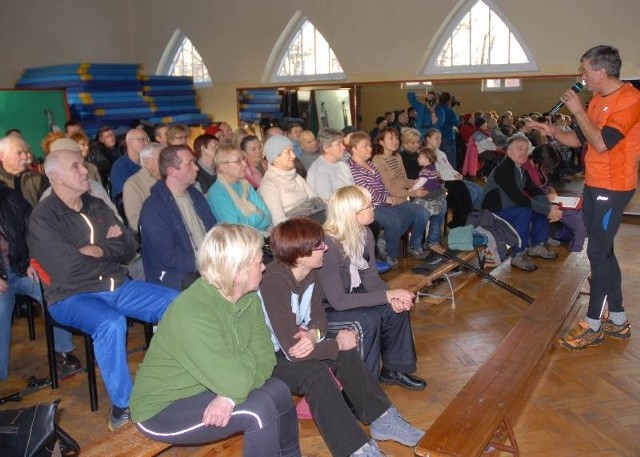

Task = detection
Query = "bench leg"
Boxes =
[487,417,519,456]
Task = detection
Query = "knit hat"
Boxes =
[264,135,294,164]
[50,138,81,153]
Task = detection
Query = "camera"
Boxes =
[427,99,435,108]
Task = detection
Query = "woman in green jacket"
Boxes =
[130,224,300,456]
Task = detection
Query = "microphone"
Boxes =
[549,82,584,115]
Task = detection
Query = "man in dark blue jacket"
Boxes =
[140,145,217,290]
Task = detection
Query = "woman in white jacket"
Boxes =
[258,135,325,225]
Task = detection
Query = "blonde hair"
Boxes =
[197,224,264,298]
[324,186,371,261]
[400,127,421,146]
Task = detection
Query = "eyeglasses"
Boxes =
[313,241,328,252]
[357,203,375,213]
[132,137,150,143]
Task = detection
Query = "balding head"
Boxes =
[0,135,30,175]
[44,149,90,197]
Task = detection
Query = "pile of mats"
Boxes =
[238,89,284,123]
[16,63,211,136]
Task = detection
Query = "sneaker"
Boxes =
[370,406,425,447]
[510,252,537,271]
[408,246,428,260]
[527,244,558,259]
[546,237,561,247]
[351,438,383,456]
[108,407,130,431]
[383,256,398,269]
[559,320,604,350]
[601,319,631,339]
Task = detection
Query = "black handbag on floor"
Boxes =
[0,399,80,457]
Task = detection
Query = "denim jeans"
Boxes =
[0,268,74,380]
[49,280,178,407]
[495,207,549,254]
[374,201,428,258]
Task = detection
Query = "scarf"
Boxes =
[217,175,260,217]
[349,232,369,291]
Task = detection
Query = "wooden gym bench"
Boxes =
[414,250,589,457]
[83,423,171,457]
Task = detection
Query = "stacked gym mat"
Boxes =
[238,89,283,123]
[15,63,211,135]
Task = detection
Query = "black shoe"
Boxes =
[379,368,426,391]
[55,352,82,372]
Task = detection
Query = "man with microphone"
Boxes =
[529,45,640,350]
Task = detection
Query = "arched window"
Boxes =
[264,11,345,83]
[423,0,537,75]
[157,29,212,87]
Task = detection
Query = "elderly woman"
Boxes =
[305,128,354,201]
[258,135,325,226]
[241,135,268,189]
[347,131,427,267]
[130,224,300,456]
[206,144,271,234]
[260,218,423,457]
[318,186,426,391]
[193,133,219,193]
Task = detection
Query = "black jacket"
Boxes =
[27,191,138,304]
[0,182,32,278]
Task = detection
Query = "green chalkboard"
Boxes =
[0,89,69,159]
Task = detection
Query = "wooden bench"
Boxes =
[414,250,589,457]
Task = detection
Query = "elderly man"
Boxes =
[529,45,640,350]
[139,145,217,290]
[27,147,177,430]
[0,136,80,373]
[110,129,148,199]
[298,130,320,170]
[122,142,162,232]
[481,135,562,271]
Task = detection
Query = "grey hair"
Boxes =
[581,45,622,78]
[316,128,343,153]
[139,142,162,161]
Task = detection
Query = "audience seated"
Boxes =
[258,135,324,226]
[153,123,169,145]
[318,186,426,390]
[259,217,424,456]
[122,142,162,232]
[241,135,267,189]
[371,127,432,258]
[285,123,303,158]
[165,124,190,146]
[27,147,177,430]
[423,128,477,224]
[0,136,80,373]
[306,128,353,201]
[192,133,218,193]
[130,224,300,456]
[92,125,120,167]
[140,145,216,290]
[70,132,102,183]
[110,129,147,200]
[41,139,121,222]
[347,131,422,268]
[481,136,562,271]
[207,144,271,234]
[298,130,320,170]
[523,144,586,252]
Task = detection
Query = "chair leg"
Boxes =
[44,310,58,390]
[84,334,99,412]
[26,298,36,341]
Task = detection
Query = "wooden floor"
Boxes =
[2,221,640,456]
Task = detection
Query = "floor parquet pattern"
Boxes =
[1,223,639,456]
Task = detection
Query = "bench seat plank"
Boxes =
[415,251,589,457]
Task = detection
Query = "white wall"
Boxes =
[2,0,639,126]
